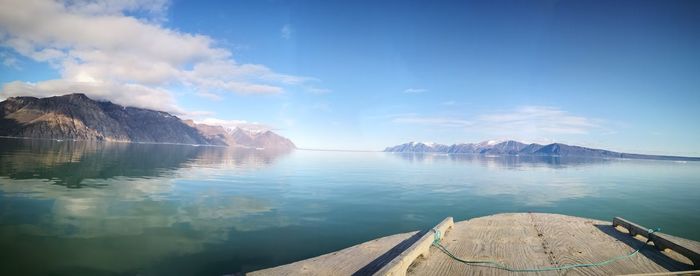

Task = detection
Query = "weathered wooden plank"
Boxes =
[249,231,418,276]
[249,213,700,275]
[352,230,428,275]
[408,213,696,275]
[613,217,700,269]
[407,213,558,275]
[619,271,700,276]
[529,213,688,275]
[372,217,454,276]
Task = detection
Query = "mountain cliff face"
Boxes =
[385,140,700,161]
[478,140,530,155]
[183,120,296,150]
[0,94,295,150]
[533,143,620,158]
[0,94,206,144]
[383,142,446,153]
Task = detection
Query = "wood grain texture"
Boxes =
[249,231,418,276]
[618,270,700,275]
[408,213,557,276]
[372,217,454,276]
[249,213,698,275]
[614,217,700,268]
[408,213,694,275]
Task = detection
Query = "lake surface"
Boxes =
[0,138,699,275]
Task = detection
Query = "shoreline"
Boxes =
[383,150,700,162]
[0,136,294,151]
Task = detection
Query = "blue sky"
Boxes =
[1,0,699,155]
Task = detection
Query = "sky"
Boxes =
[0,0,699,155]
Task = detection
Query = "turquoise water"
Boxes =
[0,138,698,275]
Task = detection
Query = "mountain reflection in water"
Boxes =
[0,138,290,187]
[0,138,293,275]
[0,138,698,275]
[393,152,616,168]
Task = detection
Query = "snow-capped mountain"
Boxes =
[184,121,295,150]
[384,140,699,161]
[383,141,451,153]
[0,93,296,150]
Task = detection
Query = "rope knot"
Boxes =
[645,227,661,244]
[432,228,442,245]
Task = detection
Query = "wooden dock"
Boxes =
[250,213,700,275]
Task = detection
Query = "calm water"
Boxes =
[0,138,699,275]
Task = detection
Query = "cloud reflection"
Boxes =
[0,138,291,187]
[0,177,290,274]
[391,152,616,169]
[473,177,595,206]
[387,152,601,206]
[0,138,294,274]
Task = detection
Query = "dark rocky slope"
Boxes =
[0,93,206,144]
[0,93,295,150]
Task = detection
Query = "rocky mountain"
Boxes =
[0,93,207,144]
[384,142,447,153]
[533,143,620,158]
[385,140,700,161]
[477,140,531,155]
[519,143,545,154]
[183,120,295,150]
[0,94,295,150]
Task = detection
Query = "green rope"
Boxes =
[431,227,660,272]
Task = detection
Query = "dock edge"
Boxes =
[372,217,454,276]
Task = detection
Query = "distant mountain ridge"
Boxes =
[384,140,700,161]
[0,93,295,150]
[183,120,295,150]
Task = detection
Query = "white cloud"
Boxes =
[304,85,331,94]
[0,0,325,112]
[477,106,599,135]
[392,115,473,128]
[403,88,427,94]
[196,117,271,132]
[63,0,170,22]
[192,88,224,101]
[281,24,292,39]
[391,106,602,136]
[2,79,181,113]
[0,51,19,69]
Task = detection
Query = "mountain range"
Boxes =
[0,93,295,150]
[384,140,700,161]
